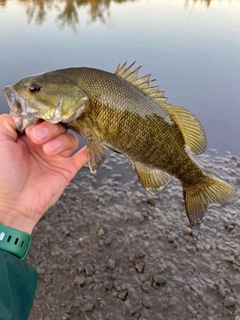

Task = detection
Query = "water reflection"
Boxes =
[1,0,238,29]
[185,0,211,7]
[0,0,132,28]
[184,0,237,7]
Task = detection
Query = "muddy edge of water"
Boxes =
[28,151,240,320]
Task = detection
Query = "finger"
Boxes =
[0,114,18,141]
[25,119,43,134]
[70,146,88,174]
[43,132,79,157]
[26,121,67,144]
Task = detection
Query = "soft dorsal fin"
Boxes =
[115,62,207,155]
[162,104,207,155]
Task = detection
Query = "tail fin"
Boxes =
[183,173,239,227]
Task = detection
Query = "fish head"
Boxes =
[3,71,89,133]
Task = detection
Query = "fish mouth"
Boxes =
[3,85,39,133]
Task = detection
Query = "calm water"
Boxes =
[0,0,239,155]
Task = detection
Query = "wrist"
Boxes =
[0,223,32,260]
[0,206,36,234]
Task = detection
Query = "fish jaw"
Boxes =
[3,85,39,133]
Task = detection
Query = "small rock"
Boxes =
[232,263,238,271]
[142,295,152,308]
[85,263,94,276]
[206,283,214,291]
[128,254,136,262]
[61,225,70,236]
[184,226,192,236]
[61,313,70,320]
[224,307,234,316]
[76,265,84,273]
[196,243,203,251]
[204,244,211,251]
[223,296,236,307]
[104,237,112,245]
[167,234,175,243]
[85,276,93,285]
[107,258,116,270]
[186,303,195,314]
[152,275,167,287]
[50,244,62,256]
[202,296,212,307]
[147,198,155,206]
[231,155,238,161]
[36,266,45,274]
[226,225,234,232]
[142,281,151,293]
[74,276,85,286]
[168,297,179,307]
[236,177,240,184]
[118,291,128,300]
[137,252,145,259]
[81,303,94,312]
[97,227,105,238]
[135,262,145,273]
[192,230,198,238]
[218,285,225,298]
[112,173,121,180]
[183,285,191,294]
[133,212,145,225]
[122,300,134,316]
[103,280,113,291]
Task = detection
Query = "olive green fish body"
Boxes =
[3,62,239,226]
[60,67,204,189]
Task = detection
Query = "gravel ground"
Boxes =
[28,150,240,320]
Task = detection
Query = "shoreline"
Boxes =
[29,151,240,320]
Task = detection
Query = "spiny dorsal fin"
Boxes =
[162,104,207,155]
[115,61,168,105]
[115,62,207,155]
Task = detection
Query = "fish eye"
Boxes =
[29,84,41,94]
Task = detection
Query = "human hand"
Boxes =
[0,114,88,234]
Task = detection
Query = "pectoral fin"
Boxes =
[87,140,107,173]
[133,163,170,195]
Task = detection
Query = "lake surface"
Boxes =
[0,0,239,155]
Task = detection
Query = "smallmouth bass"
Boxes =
[3,62,239,226]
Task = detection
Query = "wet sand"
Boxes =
[28,151,240,320]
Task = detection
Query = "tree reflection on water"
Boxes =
[0,0,131,28]
[0,0,238,29]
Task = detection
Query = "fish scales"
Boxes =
[60,67,204,186]
[3,62,239,226]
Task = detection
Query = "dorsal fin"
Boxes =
[115,61,168,105]
[162,104,207,154]
[115,62,207,155]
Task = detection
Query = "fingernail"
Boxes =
[33,127,48,141]
[46,140,62,153]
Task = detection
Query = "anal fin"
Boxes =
[87,140,107,173]
[133,164,170,195]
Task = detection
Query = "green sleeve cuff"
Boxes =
[0,250,38,320]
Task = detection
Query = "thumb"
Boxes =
[70,146,88,176]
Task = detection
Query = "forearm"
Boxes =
[0,250,38,320]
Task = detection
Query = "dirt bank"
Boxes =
[28,151,240,320]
